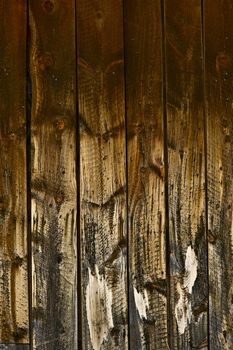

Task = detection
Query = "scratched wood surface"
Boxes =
[164,0,208,348]
[1,1,233,349]
[124,1,168,349]
[77,0,128,349]
[29,1,77,349]
[204,0,233,348]
[0,0,28,344]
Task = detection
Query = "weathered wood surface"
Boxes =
[77,0,128,349]
[0,0,28,343]
[164,0,208,348]
[29,1,77,349]
[124,1,168,349]
[1,2,233,349]
[204,0,233,348]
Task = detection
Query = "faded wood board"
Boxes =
[77,0,128,348]
[204,0,233,347]
[164,0,208,348]
[124,1,168,348]
[0,346,29,350]
[0,0,28,343]
[29,1,77,349]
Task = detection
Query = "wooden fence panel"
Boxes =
[29,1,77,348]
[164,0,208,348]
[0,1,28,343]
[204,0,233,348]
[124,1,168,348]
[77,0,128,348]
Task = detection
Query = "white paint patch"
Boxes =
[134,287,149,319]
[184,245,198,293]
[86,266,113,350]
[175,282,192,335]
[175,245,198,335]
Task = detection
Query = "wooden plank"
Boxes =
[204,0,233,347]
[76,0,128,348]
[29,1,77,349]
[164,1,208,348]
[124,1,168,348]
[0,1,28,343]
[0,345,29,350]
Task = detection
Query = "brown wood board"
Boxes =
[77,0,128,348]
[204,0,233,348]
[29,1,77,349]
[124,0,168,348]
[164,0,208,348]
[0,0,28,343]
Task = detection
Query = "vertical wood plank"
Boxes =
[204,0,233,347]
[29,1,77,348]
[164,1,208,348]
[124,1,168,348]
[76,1,128,348]
[0,1,28,343]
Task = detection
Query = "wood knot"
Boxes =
[216,52,231,73]
[37,53,54,70]
[56,119,65,130]
[12,255,24,267]
[43,0,55,13]
[95,11,104,31]
[208,229,217,244]
[12,327,27,341]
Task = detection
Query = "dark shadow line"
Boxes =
[74,1,82,349]
[201,1,210,349]
[161,0,172,348]
[26,1,33,349]
[122,1,130,349]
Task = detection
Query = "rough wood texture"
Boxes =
[204,0,233,347]
[0,1,28,343]
[164,1,208,348]
[29,1,77,349]
[77,0,128,348]
[124,1,168,348]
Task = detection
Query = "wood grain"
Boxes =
[204,0,233,347]
[76,0,128,348]
[164,0,208,348]
[124,1,168,348]
[0,0,28,343]
[29,1,77,348]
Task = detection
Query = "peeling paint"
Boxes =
[175,245,198,335]
[175,282,192,335]
[134,287,149,319]
[86,266,113,350]
[184,245,198,293]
